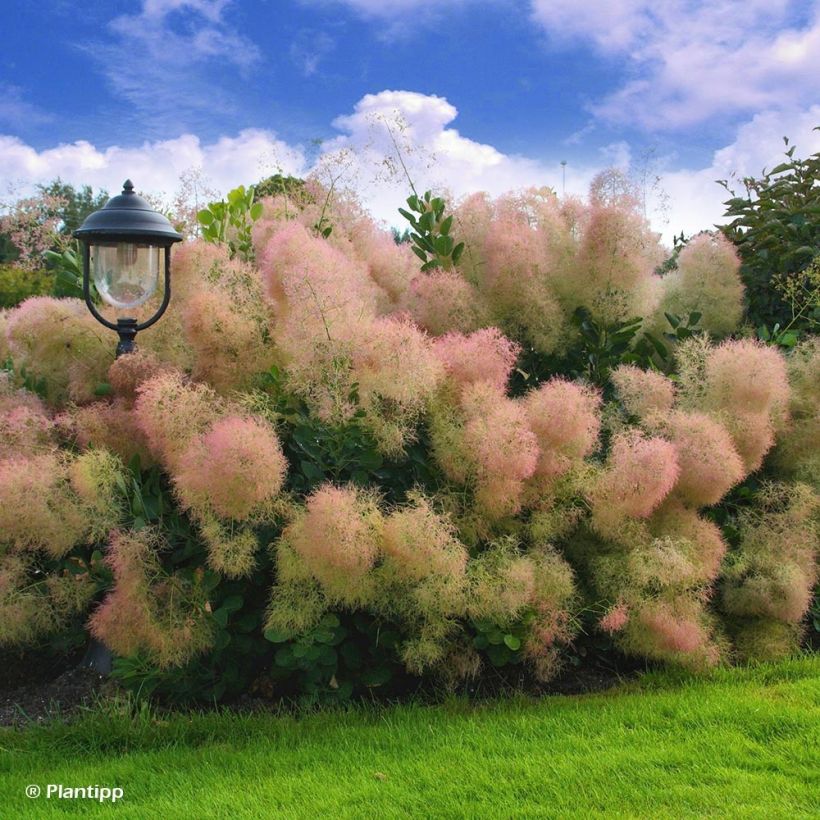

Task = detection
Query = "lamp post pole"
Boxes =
[72,179,181,673]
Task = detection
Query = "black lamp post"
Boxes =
[74,180,182,357]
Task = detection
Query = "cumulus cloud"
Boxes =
[0,130,305,202]
[530,0,820,130]
[658,106,820,237]
[0,91,817,246]
[319,90,585,222]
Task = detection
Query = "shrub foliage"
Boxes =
[0,171,817,703]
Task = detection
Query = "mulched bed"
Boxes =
[0,667,108,727]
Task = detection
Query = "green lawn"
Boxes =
[0,657,818,819]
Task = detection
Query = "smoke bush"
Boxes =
[4,297,113,405]
[175,415,287,521]
[281,484,383,604]
[61,399,155,466]
[703,338,789,416]
[348,316,444,455]
[408,270,488,335]
[655,411,745,507]
[0,454,95,558]
[774,337,820,488]
[590,431,680,537]
[0,378,54,458]
[658,233,744,336]
[134,372,225,470]
[433,328,520,396]
[90,529,214,668]
[611,365,675,419]
[722,482,818,659]
[461,382,539,519]
[183,289,274,393]
[523,378,601,486]
[107,350,174,402]
[2,173,817,697]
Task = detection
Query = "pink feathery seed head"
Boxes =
[575,203,657,297]
[5,297,113,407]
[66,399,155,466]
[462,383,539,483]
[635,602,707,655]
[786,336,820,415]
[351,225,418,306]
[593,431,680,520]
[408,270,487,336]
[724,411,776,474]
[107,350,175,401]
[704,338,789,415]
[170,240,231,301]
[0,393,54,458]
[350,316,444,407]
[382,498,467,582]
[651,502,728,583]
[259,220,377,327]
[523,378,601,480]
[661,411,745,507]
[610,365,676,419]
[668,232,744,335]
[481,211,550,302]
[725,566,814,624]
[175,415,287,520]
[182,289,268,392]
[287,484,382,593]
[599,602,630,633]
[0,453,87,556]
[433,328,520,395]
[134,372,224,469]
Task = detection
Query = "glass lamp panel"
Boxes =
[91,242,161,309]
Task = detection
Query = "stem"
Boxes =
[382,120,419,199]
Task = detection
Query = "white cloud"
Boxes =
[87,0,261,134]
[530,0,820,130]
[321,90,582,217]
[0,130,305,202]
[659,106,820,237]
[0,84,53,129]
[1,91,817,247]
[304,0,472,16]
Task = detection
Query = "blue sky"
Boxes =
[2,0,819,241]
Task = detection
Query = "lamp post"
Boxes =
[74,180,182,357]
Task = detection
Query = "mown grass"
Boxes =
[0,656,817,818]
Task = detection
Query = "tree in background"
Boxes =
[719,136,820,339]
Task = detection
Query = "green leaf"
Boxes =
[221,594,243,613]
[439,214,453,235]
[503,634,521,651]
[411,246,427,263]
[250,202,263,221]
[452,242,465,264]
[300,460,324,482]
[212,607,230,628]
[94,382,113,397]
[197,209,214,225]
[264,627,292,643]
[274,646,295,668]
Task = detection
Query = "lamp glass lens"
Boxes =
[91,243,160,309]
